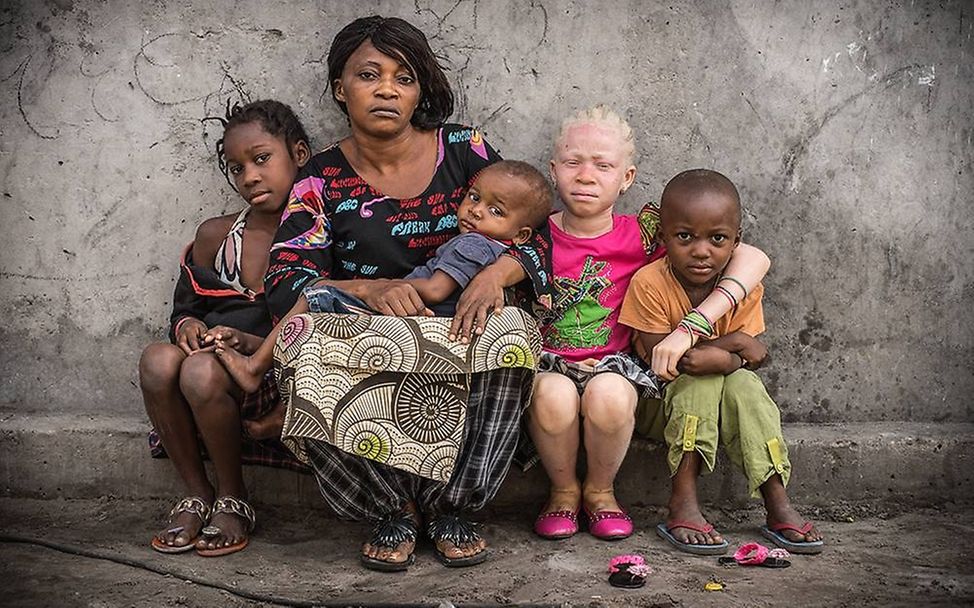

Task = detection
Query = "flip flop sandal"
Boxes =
[760,521,824,555]
[360,510,418,572]
[608,554,650,589]
[718,543,792,569]
[151,496,212,554]
[656,521,729,556]
[428,514,489,568]
[195,496,256,557]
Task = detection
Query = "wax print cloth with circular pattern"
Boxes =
[274,307,541,482]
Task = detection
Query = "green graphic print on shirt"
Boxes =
[549,256,613,349]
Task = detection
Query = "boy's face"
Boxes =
[457,167,534,244]
[660,190,741,288]
[550,122,636,219]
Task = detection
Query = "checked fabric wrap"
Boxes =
[274,308,541,482]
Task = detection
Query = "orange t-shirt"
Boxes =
[618,258,765,360]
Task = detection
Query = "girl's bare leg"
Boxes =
[140,343,214,548]
[179,353,250,551]
[578,373,636,513]
[527,373,583,513]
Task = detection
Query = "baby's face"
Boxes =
[550,122,635,220]
[457,168,533,243]
[660,191,741,288]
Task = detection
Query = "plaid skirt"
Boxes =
[148,371,309,473]
[303,366,532,522]
[515,352,662,471]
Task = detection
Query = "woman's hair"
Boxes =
[327,16,454,130]
[204,99,311,188]
[555,105,636,163]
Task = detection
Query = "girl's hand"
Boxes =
[651,329,694,381]
[360,280,432,317]
[175,318,208,355]
[677,344,737,376]
[203,326,243,351]
[450,265,505,343]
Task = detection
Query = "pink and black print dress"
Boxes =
[263,124,552,520]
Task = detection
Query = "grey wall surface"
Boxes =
[1,0,971,422]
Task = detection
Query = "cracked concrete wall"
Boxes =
[1,0,971,423]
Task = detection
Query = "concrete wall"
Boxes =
[2,0,971,423]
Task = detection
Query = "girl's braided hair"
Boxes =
[203,99,311,188]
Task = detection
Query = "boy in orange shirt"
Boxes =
[619,169,824,555]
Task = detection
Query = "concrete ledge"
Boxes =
[2,410,972,508]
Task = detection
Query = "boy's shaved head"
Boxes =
[485,160,553,228]
[660,169,741,230]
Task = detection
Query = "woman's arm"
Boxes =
[651,243,770,380]
[449,255,526,342]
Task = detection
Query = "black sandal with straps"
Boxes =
[360,510,418,572]
[428,514,490,568]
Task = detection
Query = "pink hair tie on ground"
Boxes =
[608,554,645,572]
[607,554,649,589]
[733,542,770,565]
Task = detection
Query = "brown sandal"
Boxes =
[151,496,211,554]
[195,496,255,557]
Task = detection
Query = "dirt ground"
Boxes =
[0,497,971,607]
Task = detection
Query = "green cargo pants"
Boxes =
[635,369,790,497]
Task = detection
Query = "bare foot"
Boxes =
[666,494,724,545]
[762,475,823,543]
[214,341,264,393]
[428,513,488,564]
[435,535,488,561]
[582,486,622,514]
[243,402,286,440]
[541,483,582,515]
[154,494,213,550]
[362,537,416,566]
[362,504,420,568]
[195,497,252,554]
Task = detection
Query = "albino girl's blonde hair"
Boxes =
[554,105,636,163]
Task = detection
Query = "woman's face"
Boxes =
[334,40,421,136]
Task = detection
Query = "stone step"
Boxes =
[2,411,971,508]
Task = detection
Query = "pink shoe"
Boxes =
[584,505,634,540]
[533,505,580,540]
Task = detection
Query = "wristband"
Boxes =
[715,285,739,309]
[718,275,748,299]
[173,316,196,338]
[678,309,715,341]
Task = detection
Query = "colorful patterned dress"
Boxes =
[264,124,552,520]
[149,209,308,472]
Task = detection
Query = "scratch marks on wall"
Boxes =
[781,63,933,193]
[14,54,59,140]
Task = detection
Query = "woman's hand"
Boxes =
[450,264,506,342]
[651,329,695,381]
[175,318,208,355]
[359,279,432,317]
